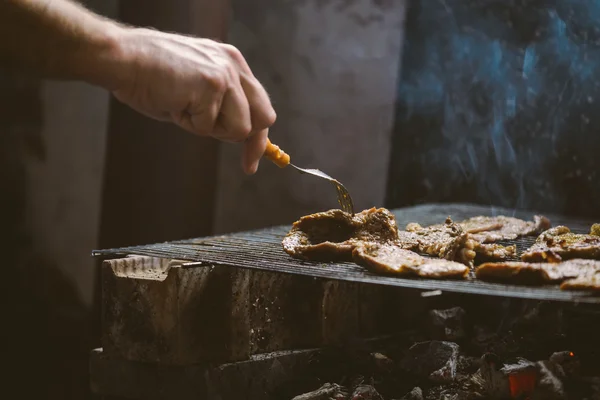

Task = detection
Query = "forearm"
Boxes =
[0,0,128,89]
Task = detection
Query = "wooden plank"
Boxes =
[101,256,250,364]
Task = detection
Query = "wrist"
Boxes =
[69,20,134,91]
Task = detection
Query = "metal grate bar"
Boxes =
[92,203,600,304]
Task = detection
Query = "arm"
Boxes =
[0,0,125,88]
[0,0,276,174]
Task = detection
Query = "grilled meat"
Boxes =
[352,242,469,279]
[408,215,549,262]
[460,215,551,243]
[404,215,548,264]
[521,225,600,263]
[282,207,408,261]
[475,259,600,289]
[474,243,517,261]
[405,217,476,266]
[559,273,600,291]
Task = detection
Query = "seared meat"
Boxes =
[405,217,476,266]
[352,242,469,279]
[559,273,600,291]
[521,225,600,263]
[474,243,517,261]
[475,259,600,287]
[460,215,551,243]
[282,207,408,261]
[405,215,549,263]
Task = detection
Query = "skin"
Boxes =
[0,0,276,174]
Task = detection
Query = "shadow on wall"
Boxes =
[386,0,600,219]
[0,73,93,399]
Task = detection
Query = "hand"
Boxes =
[110,28,276,175]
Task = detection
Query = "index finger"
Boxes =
[241,75,277,132]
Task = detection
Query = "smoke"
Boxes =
[389,0,600,217]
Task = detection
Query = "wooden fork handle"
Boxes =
[264,138,291,168]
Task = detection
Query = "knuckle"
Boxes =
[253,108,277,130]
[239,122,253,138]
[231,122,252,141]
[222,44,244,60]
[264,109,277,126]
[206,73,228,93]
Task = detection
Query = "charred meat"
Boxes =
[407,215,550,262]
[474,243,517,261]
[405,217,476,266]
[559,273,600,292]
[475,259,600,289]
[282,207,407,261]
[521,225,600,263]
[352,242,469,279]
[459,215,551,243]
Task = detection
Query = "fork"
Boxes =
[263,139,355,215]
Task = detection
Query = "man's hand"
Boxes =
[0,0,276,175]
[111,28,276,175]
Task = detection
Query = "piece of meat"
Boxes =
[405,215,549,263]
[282,207,408,261]
[560,273,600,292]
[521,225,600,263]
[405,217,476,266]
[474,243,517,261]
[460,215,551,243]
[475,259,600,286]
[352,242,469,279]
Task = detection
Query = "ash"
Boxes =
[287,295,600,400]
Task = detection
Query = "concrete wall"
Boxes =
[214,0,407,233]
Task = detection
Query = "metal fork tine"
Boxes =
[291,164,355,215]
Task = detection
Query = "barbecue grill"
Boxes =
[90,203,600,399]
[93,203,600,304]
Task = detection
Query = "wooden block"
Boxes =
[90,347,319,400]
[248,272,361,354]
[101,256,250,365]
[358,283,391,338]
[358,284,431,337]
[321,280,360,345]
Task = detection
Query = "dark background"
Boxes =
[386,0,600,219]
[2,0,600,399]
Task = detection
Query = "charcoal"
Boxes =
[350,384,384,400]
[371,352,394,374]
[533,360,567,400]
[427,307,467,341]
[400,341,460,384]
[479,353,535,399]
[549,351,580,377]
[291,383,349,400]
[398,386,423,400]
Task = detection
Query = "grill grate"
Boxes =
[93,203,600,304]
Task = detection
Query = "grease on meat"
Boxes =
[282,207,409,261]
[352,242,469,279]
[475,259,600,290]
[405,217,476,266]
[521,225,600,263]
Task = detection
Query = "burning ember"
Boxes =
[288,298,600,400]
